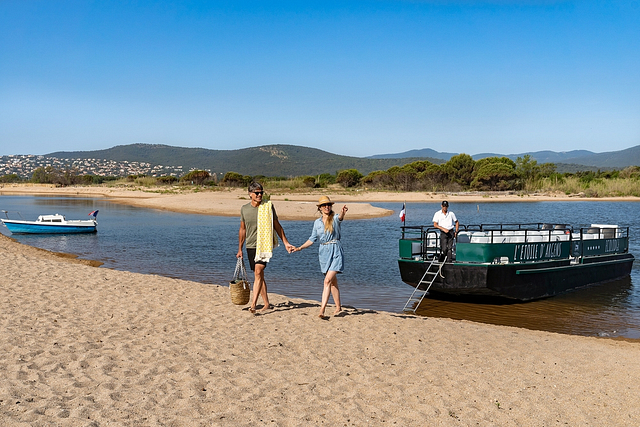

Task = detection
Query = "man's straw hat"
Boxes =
[316,196,335,206]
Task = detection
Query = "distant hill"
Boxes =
[471,150,596,163]
[369,148,598,163]
[371,145,640,169]
[46,144,444,177]
[367,148,456,161]
[560,145,640,168]
[43,143,640,177]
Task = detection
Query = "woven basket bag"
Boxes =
[230,257,251,305]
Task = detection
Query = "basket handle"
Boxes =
[233,257,250,285]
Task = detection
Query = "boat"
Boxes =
[399,222,634,309]
[0,210,99,234]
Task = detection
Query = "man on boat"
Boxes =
[237,182,295,313]
[433,200,459,262]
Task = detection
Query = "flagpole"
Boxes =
[403,200,405,225]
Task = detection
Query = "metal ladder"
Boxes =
[402,256,446,313]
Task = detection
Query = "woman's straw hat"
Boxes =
[316,196,335,206]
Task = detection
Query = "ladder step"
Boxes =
[403,257,446,313]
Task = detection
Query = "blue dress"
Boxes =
[308,215,344,274]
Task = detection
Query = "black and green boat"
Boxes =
[399,223,634,305]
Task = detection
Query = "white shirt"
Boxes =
[433,210,457,231]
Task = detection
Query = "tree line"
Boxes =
[2,156,640,195]
[360,154,553,191]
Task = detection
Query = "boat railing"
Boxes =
[457,223,573,244]
[400,225,442,259]
[576,225,628,240]
[1,210,25,220]
[401,223,630,260]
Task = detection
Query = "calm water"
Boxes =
[1,195,639,339]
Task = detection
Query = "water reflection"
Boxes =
[416,277,638,338]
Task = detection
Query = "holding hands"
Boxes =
[292,243,306,253]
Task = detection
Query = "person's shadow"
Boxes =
[247,301,377,317]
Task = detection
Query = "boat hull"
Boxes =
[398,253,635,301]
[1,220,97,234]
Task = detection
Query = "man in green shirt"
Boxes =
[237,182,294,313]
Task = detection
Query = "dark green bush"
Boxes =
[336,169,363,188]
[157,175,179,184]
[302,176,316,188]
[180,170,210,185]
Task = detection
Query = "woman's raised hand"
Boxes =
[339,205,348,220]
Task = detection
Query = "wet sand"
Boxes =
[2,229,640,425]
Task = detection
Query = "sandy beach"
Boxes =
[2,231,640,426]
[0,185,639,425]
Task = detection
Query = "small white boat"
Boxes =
[0,210,99,234]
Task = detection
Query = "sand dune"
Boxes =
[1,233,640,425]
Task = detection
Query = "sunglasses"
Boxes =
[319,203,332,208]
[253,191,264,196]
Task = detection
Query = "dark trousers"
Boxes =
[439,230,454,262]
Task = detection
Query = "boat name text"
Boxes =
[605,239,620,253]
[513,242,563,261]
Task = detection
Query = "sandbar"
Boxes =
[2,183,638,221]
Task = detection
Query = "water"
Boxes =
[1,195,639,339]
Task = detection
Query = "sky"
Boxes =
[1,1,639,158]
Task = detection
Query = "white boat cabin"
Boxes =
[36,214,66,223]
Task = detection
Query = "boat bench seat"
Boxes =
[579,233,603,240]
[457,232,471,243]
[460,230,572,244]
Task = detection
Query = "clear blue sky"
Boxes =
[1,1,639,157]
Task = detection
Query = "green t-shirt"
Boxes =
[240,202,278,248]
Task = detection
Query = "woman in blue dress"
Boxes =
[294,196,348,318]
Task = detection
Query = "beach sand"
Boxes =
[2,232,640,425]
[2,184,640,425]
[0,184,393,220]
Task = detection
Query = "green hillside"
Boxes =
[46,144,443,177]
[561,145,640,168]
[367,145,640,169]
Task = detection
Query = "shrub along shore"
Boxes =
[3,153,640,197]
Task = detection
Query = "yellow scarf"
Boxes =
[255,201,279,262]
